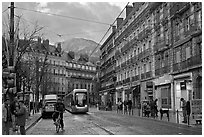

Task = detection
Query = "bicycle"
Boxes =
[54,111,62,133]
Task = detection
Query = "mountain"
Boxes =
[61,38,101,58]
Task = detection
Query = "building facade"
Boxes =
[22,38,97,101]
[99,2,202,112]
[65,57,97,105]
[100,26,117,107]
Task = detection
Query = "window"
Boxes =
[164,30,169,44]
[186,17,190,31]
[144,64,146,73]
[176,51,181,63]
[138,66,140,75]
[143,44,146,51]
[197,10,202,29]
[186,46,191,59]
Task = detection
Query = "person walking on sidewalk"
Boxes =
[154,99,158,117]
[2,98,12,135]
[180,98,187,123]
[127,100,132,115]
[15,100,27,135]
[123,100,128,115]
[10,97,19,132]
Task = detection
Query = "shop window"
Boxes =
[161,86,171,108]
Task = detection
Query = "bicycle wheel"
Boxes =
[56,123,60,133]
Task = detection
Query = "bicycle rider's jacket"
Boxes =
[54,102,65,113]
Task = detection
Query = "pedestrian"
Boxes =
[143,102,150,117]
[2,98,12,135]
[180,98,187,123]
[117,99,123,113]
[15,100,27,135]
[150,99,155,117]
[154,99,158,117]
[117,99,120,113]
[127,99,132,115]
[10,96,19,132]
[108,100,112,111]
[123,100,128,115]
[30,101,33,114]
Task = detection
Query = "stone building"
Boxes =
[22,38,97,101]
[99,2,202,111]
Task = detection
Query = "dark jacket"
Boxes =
[16,105,27,126]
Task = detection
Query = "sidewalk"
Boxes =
[25,111,42,131]
[89,107,202,129]
[10,111,42,135]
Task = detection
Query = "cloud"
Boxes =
[2,2,125,44]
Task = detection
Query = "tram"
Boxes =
[64,89,89,113]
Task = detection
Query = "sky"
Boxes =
[2,1,129,45]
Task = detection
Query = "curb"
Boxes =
[25,115,42,131]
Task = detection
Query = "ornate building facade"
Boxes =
[99,2,202,112]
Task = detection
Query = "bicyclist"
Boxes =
[52,97,65,131]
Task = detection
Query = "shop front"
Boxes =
[154,74,173,110]
[173,72,193,111]
[132,81,141,108]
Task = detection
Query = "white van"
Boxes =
[42,94,58,118]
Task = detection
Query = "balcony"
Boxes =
[190,22,202,37]
[121,62,126,68]
[123,78,130,84]
[173,55,202,72]
[138,27,152,42]
[162,65,171,74]
[154,39,169,53]
[155,68,161,76]
[170,3,190,17]
[155,65,170,76]
[141,73,146,80]
[146,71,152,79]
[149,2,162,12]
[115,50,121,57]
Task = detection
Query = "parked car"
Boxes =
[42,94,57,118]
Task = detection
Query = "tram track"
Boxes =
[90,121,115,135]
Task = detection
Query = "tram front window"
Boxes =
[75,93,87,107]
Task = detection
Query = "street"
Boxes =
[27,109,202,135]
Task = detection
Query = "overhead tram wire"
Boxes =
[2,8,9,13]
[89,2,129,58]
[15,7,111,26]
[14,15,108,41]
[58,30,107,37]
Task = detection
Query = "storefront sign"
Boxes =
[191,99,202,120]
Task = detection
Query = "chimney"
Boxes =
[38,37,41,44]
[68,51,75,60]
[112,25,116,33]
[43,39,49,46]
[126,5,133,17]
[116,18,123,29]
[57,42,62,52]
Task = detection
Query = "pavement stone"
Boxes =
[89,107,202,129]
[14,107,201,134]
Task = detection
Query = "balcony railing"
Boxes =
[141,73,146,80]
[173,55,201,72]
[146,71,152,79]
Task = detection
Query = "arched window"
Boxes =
[195,76,202,99]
